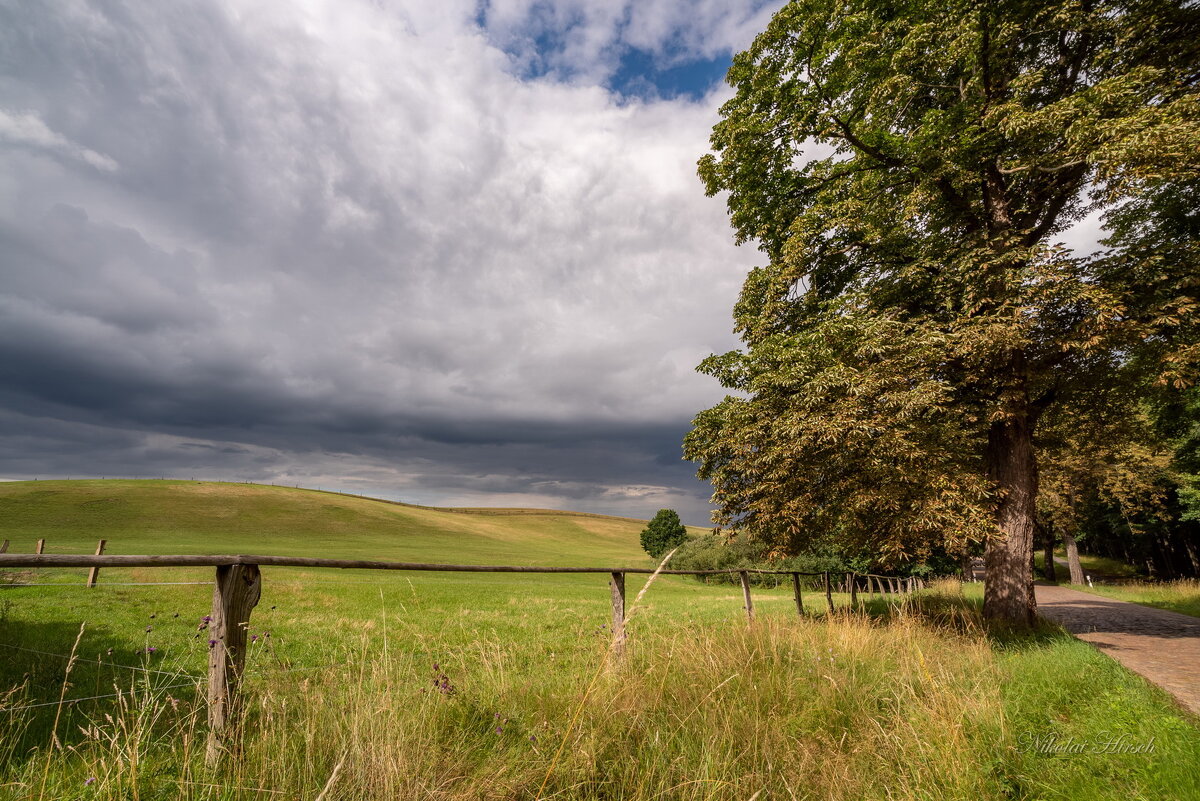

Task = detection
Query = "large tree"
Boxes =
[686,0,1199,623]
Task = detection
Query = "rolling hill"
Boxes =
[0,479,664,566]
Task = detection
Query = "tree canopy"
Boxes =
[685,0,1200,623]
[640,509,690,559]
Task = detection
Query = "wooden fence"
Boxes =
[0,543,923,764]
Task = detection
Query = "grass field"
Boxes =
[1,481,1198,800]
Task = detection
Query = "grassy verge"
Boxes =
[1066,580,1200,619]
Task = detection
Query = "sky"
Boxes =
[0,0,786,525]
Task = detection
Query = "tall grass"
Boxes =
[6,585,1196,801]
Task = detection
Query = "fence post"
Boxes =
[85,539,106,587]
[35,539,45,555]
[609,572,626,656]
[791,572,804,616]
[206,563,262,766]
[0,539,7,554]
[738,571,754,623]
[849,573,857,607]
[823,571,834,613]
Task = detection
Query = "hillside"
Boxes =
[0,479,662,567]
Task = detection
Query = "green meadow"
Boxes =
[1,481,1197,800]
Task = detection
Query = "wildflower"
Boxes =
[84,777,96,786]
[251,635,258,643]
[529,736,537,743]
[495,727,502,735]
[145,625,152,633]
[208,639,218,649]
[430,664,456,696]
[202,615,212,623]
[149,613,156,619]
[145,646,157,654]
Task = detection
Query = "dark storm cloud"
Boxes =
[0,0,779,525]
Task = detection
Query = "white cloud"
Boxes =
[0,109,119,172]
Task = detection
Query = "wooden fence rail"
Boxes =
[0,549,922,764]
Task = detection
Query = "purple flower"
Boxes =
[495,727,503,735]
[146,646,157,654]
[84,777,96,786]
[251,635,258,642]
[208,639,218,649]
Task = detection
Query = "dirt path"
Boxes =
[1035,582,1200,716]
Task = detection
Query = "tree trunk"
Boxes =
[1062,532,1085,585]
[983,400,1038,625]
[1043,529,1056,582]
[960,551,974,582]
[1183,535,1200,577]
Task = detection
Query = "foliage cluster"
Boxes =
[638,508,689,558]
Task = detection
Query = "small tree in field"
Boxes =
[640,509,689,558]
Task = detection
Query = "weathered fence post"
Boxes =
[0,539,8,554]
[85,539,106,587]
[35,539,45,555]
[849,573,857,607]
[609,572,626,656]
[791,572,804,616]
[206,563,262,766]
[738,571,754,623]
[823,571,834,613]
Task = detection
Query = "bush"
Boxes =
[668,533,847,587]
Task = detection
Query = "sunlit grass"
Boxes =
[1071,579,1200,619]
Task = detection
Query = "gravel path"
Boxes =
[1035,582,1200,716]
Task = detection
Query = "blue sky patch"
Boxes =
[609,48,731,101]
